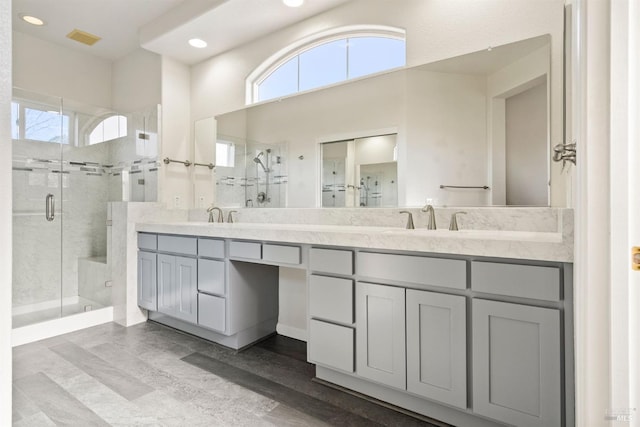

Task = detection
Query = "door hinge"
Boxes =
[632,246,640,271]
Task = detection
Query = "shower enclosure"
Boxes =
[11,88,159,330]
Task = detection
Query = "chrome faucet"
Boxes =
[449,211,467,231]
[227,210,237,223]
[421,204,437,230]
[399,211,415,229]
[207,206,223,223]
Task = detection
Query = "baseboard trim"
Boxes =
[276,323,307,342]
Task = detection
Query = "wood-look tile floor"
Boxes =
[12,322,446,426]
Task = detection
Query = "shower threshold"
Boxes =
[12,298,113,346]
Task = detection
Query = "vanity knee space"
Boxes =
[307,248,571,427]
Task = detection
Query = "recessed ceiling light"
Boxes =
[283,0,304,7]
[189,38,207,48]
[20,14,45,26]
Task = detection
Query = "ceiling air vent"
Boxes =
[66,29,101,46]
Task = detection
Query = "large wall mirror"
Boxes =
[215,33,565,208]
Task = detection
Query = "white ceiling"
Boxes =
[12,0,352,65]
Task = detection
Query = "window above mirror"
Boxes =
[247,26,406,104]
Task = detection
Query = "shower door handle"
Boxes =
[45,194,55,222]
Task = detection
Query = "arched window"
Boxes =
[89,114,127,145]
[247,26,406,104]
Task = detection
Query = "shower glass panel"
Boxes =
[12,88,160,329]
[11,89,64,327]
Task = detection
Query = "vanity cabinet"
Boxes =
[307,248,356,373]
[311,248,571,427]
[157,254,197,323]
[472,299,561,427]
[137,233,158,311]
[137,233,279,349]
[229,240,303,266]
[137,250,157,311]
[406,289,467,409]
[355,282,406,390]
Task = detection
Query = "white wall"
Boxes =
[488,45,551,205]
[0,0,11,423]
[404,69,487,206]
[505,81,548,206]
[160,56,192,209]
[13,31,112,107]
[573,0,612,425]
[112,48,161,113]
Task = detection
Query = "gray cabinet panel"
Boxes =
[158,235,197,256]
[471,261,560,301]
[175,257,198,323]
[229,241,262,260]
[157,254,175,316]
[137,251,157,311]
[472,299,561,427]
[198,259,225,296]
[263,244,301,265]
[309,248,353,275]
[157,254,198,324]
[198,238,225,259]
[309,319,354,373]
[138,233,157,251]
[406,290,466,409]
[198,293,226,332]
[309,275,353,324]
[356,282,406,390]
[358,252,466,290]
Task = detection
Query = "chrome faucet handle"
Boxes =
[207,206,224,223]
[227,210,237,223]
[449,211,467,231]
[421,204,437,230]
[399,211,415,229]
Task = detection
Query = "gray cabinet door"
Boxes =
[472,299,561,427]
[157,254,198,324]
[137,251,157,311]
[356,282,406,390]
[406,290,466,409]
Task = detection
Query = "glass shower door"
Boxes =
[11,89,64,327]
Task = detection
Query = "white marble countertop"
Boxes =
[136,222,573,263]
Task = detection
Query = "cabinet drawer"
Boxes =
[229,241,261,260]
[198,238,225,259]
[358,252,466,290]
[157,235,197,256]
[198,293,226,333]
[263,244,301,265]
[309,319,354,373]
[471,261,560,302]
[309,275,353,324]
[309,248,353,275]
[198,259,225,296]
[137,233,157,251]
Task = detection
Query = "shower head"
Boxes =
[253,151,269,172]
